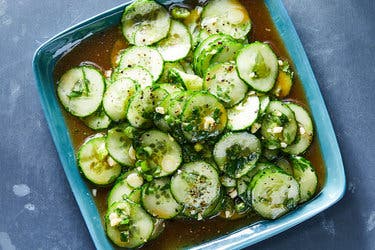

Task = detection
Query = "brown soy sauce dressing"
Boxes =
[54,0,325,249]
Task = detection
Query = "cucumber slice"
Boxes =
[290,156,318,203]
[107,170,143,206]
[259,94,271,114]
[103,78,136,122]
[57,66,105,117]
[204,62,248,107]
[213,132,261,178]
[261,101,298,150]
[118,46,164,81]
[171,6,191,19]
[171,161,221,218]
[126,86,169,128]
[236,42,278,92]
[211,41,243,64]
[181,92,227,142]
[249,167,300,219]
[201,0,251,40]
[183,6,203,47]
[158,61,185,83]
[77,135,121,185]
[275,157,293,175]
[169,68,203,91]
[106,124,136,167]
[81,107,111,130]
[283,103,314,155]
[105,201,154,248]
[156,83,184,94]
[112,66,153,89]
[227,93,259,131]
[121,0,171,46]
[136,130,182,177]
[141,177,182,219]
[156,20,192,62]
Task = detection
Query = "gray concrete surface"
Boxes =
[0,0,374,249]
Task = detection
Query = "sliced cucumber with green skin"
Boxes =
[204,62,248,108]
[259,95,271,114]
[103,78,136,122]
[169,68,203,91]
[193,34,231,76]
[201,0,251,40]
[220,175,237,188]
[171,161,221,218]
[290,156,318,203]
[249,167,300,219]
[227,93,259,131]
[213,132,262,178]
[105,201,154,248]
[81,107,111,130]
[261,100,297,150]
[236,42,278,92]
[136,130,182,177]
[126,86,169,128]
[156,83,184,94]
[275,157,293,175]
[107,170,144,207]
[141,177,182,219]
[57,66,105,117]
[181,92,227,142]
[121,0,171,46]
[112,66,153,89]
[106,124,136,167]
[159,61,185,83]
[78,135,121,185]
[283,103,314,155]
[118,46,164,81]
[211,41,243,64]
[156,20,192,62]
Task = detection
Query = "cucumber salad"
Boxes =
[56,0,319,248]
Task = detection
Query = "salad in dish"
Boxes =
[56,0,319,248]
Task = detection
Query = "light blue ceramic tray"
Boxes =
[32,0,346,249]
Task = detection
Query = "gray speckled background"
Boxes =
[0,0,374,249]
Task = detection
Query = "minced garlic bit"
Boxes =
[251,123,261,134]
[249,72,256,78]
[225,210,231,218]
[92,189,97,197]
[275,111,282,117]
[127,173,144,188]
[104,70,112,78]
[109,212,122,227]
[229,189,238,199]
[155,106,165,114]
[272,126,283,133]
[278,60,284,66]
[128,145,136,160]
[203,116,216,131]
[299,127,306,135]
[265,28,271,32]
[280,142,288,148]
[197,213,203,221]
[107,156,117,167]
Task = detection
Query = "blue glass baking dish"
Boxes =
[32,0,346,249]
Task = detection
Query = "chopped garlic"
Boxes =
[278,60,284,66]
[275,111,282,117]
[203,116,216,131]
[128,145,136,160]
[229,189,238,199]
[225,211,231,218]
[249,72,256,78]
[109,212,122,227]
[155,106,165,114]
[280,142,288,148]
[92,189,97,197]
[104,70,112,78]
[107,156,117,167]
[299,127,306,135]
[272,126,283,133]
[197,213,203,221]
[127,173,143,188]
[251,123,261,134]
